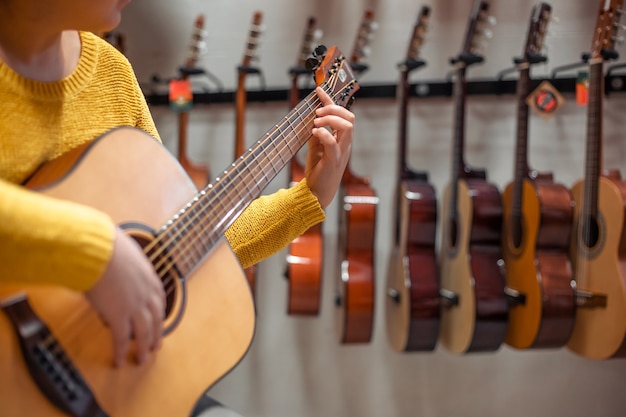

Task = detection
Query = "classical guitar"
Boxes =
[502,3,576,350]
[0,45,359,417]
[568,0,626,360]
[235,11,264,299]
[175,14,211,190]
[438,0,509,354]
[285,16,325,316]
[385,6,440,353]
[335,8,379,344]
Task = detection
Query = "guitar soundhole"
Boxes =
[581,216,600,249]
[131,233,180,320]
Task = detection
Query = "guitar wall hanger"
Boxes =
[235,65,266,92]
[449,53,484,67]
[398,58,426,73]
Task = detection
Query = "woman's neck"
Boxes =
[0,16,81,82]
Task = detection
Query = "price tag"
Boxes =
[526,80,564,120]
[169,79,193,112]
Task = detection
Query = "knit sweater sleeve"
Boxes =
[225,179,326,268]
[0,178,114,291]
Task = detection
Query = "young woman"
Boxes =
[0,0,354,375]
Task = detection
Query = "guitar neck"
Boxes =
[234,72,249,159]
[451,65,468,182]
[397,69,411,179]
[582,59,605,218]
[161,88,323,276]
[235,11,263,159]
[510,65,531,215]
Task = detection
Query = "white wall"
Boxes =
[118,1,626,416]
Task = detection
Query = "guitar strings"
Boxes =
[149,88,332,280]
[145,78,345,294]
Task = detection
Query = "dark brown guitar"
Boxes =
[285,17,325,316]
[385,6,440,353]
[502,2,576,350]
[438,0,508,354]
[568,0,626,360]
[176,14,211,190]
[335,8,379,344]
[235,11,264,299]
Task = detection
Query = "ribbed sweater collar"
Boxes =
[0,31,97,100]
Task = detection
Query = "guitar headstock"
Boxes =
[457,0,495,64]
[309,45,360,109]
[590,0,625,61]
[296,17,323,68]
[241,11,264,68]
[521,2,552,63]
[405,6,431,62]
[350,9,379,71]
[184,14,208,68]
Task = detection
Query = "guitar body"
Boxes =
[286,160,323,315]
[439,178,508,353]
[0,129,255,416]
[568,175,626,359]
[386,180,439,351]
[502,178,575,349]
[335,178,377,344]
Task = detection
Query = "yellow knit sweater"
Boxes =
[0,31,325,291]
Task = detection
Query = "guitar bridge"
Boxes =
[574,289,607,308]
[439,288,459,307]
[504,286,526,306]
[1,293,108,417]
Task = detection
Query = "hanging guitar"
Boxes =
[285,16,325,316]
[0,45,359,417]
[335,8,379,344]
[385,6,440,353]
[173,14,211,191]
[568,0,626,360]
[501,2,576,350]
[235,11,264,300]
[438,0,509,354]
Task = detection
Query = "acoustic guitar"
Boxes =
[235,11,264,299]
[502,2,576,350]
[568,0,626,360]
[0,45,359,417]
[285,16,325,316]
[385,6,440,353]
[438,0,509,354]
[175,14,211,190]
[335,8,379,344]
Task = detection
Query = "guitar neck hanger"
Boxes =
[237,65,266,92]
[398,58,427,74]
[450,53,484,67]
[513,52,548,66]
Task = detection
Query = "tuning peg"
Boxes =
[314,44,328,57]
[305,57,319,71]
[482,28,494,40]
[312,29,323,41]
[361,45,372,57]
[369,21,380,32]
[615,22,626,31]
[486,15,497,26]
[551,16,560,24]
